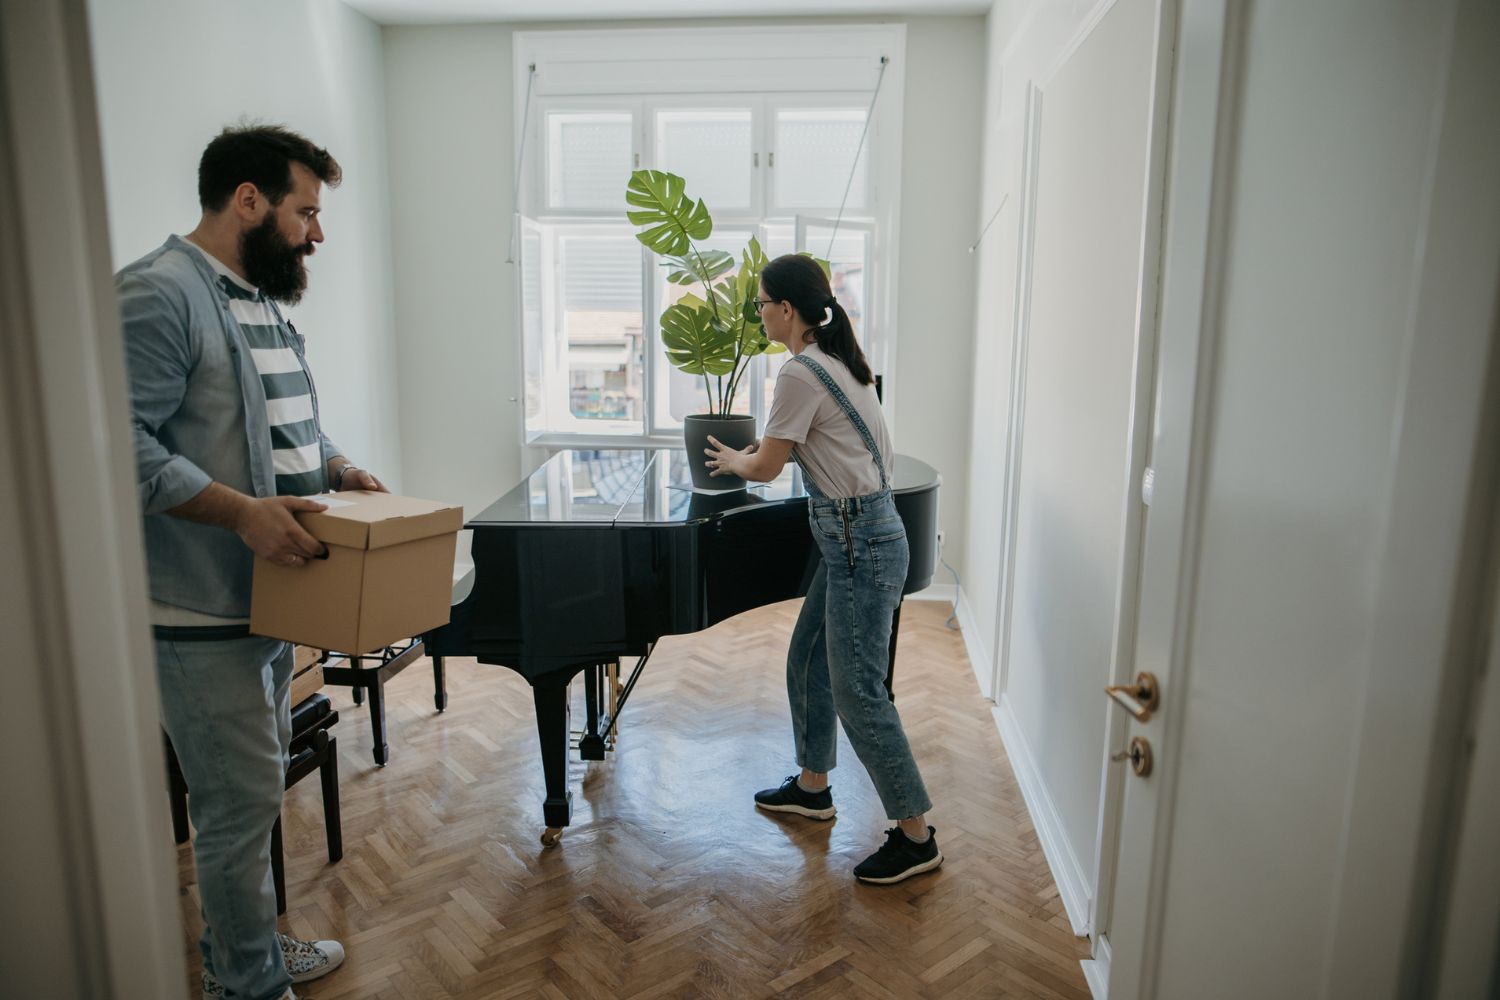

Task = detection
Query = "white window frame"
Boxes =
[794,215,883,383]
[769,95,882,220]
[514,25,906,449]
[647,96,765,219]
[533,96,643,220]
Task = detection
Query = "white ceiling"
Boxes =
[342,0,991,26]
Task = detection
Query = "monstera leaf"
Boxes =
[627,170,713,256]
[733,237,778,352]
[628,174,812,413]
[665,250,735,286]
[659,297,736,377]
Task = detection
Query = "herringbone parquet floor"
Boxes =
[173,599,1092,999]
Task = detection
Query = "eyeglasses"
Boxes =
[753,298,777,314]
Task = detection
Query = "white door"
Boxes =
[1103,0,1500,997]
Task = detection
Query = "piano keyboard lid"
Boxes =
[468,449,937,529]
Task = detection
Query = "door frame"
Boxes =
[0,0,182,994]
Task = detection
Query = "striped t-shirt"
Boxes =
[152,241,326,628]
[190,244,326,498]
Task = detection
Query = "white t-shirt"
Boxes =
[763,343,893,498]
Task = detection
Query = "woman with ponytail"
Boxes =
[704,253,941,885]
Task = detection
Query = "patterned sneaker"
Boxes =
[201,971,299,1000]
[753,775,836,820]
[853,826,944,884]
[277,932,345,984]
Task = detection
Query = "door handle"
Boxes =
[1104,672,1160,722]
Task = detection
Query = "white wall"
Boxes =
[892,18,983,585]
[382,24,523,525]
[963,0,1112,681]
[87,0,404,486]
[382,16,982,562]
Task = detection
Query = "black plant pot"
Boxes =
[683,413,756,491]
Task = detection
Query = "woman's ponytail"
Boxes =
[760,254,874,385]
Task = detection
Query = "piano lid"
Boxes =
[468,449,939,529]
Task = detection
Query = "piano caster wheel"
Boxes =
[540,827,563,848]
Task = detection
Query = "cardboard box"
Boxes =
[250,491,463,654]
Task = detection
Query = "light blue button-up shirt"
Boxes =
[118,235,342,617]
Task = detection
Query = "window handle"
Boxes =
[753,152,759,167]
[769,151,775,168]
[634,153,640,169]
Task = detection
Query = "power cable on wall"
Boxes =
[939,536,961,631]
[505,62,538,265]
[967,193,1009,254]
[824,55,890,258]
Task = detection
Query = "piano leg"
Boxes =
[270,815,286,915]
[532,675,573,846]
[366,679,389,767]
[432,655,447,712]
[580,663,607,761]
[884,600,903,703]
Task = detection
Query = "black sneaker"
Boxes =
[853,826,943,884]
[754,775,836,820]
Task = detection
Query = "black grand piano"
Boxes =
[422,447,940,845]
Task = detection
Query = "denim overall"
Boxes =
[785,354,932,821]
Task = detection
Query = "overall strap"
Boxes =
[789,353,889,491]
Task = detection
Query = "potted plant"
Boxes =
[625,169,783,491]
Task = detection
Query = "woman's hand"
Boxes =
[705,435,793,482]
[704,436,752,478]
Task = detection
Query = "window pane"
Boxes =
[549,112,634,210]
[775,109,869,211]
[759,226,797,420]
[656,109,753,212]
[801,226,869,342]
[560,233,643,424]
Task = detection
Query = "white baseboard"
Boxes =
[954,586,993,700]
[908,584,994,700]
[1080,934,1110,999]
[994,695,1092,938]
[907,583,957,602]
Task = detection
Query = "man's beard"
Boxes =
[240,212,312,305]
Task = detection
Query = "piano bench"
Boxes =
[316,638,434,767]
[164,691,343,915]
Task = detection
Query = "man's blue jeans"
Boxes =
[788,491,933,821]
[156,634,294,1000]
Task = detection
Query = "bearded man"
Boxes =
[118,124,384,1000]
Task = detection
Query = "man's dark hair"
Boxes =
[197,124,342,211]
